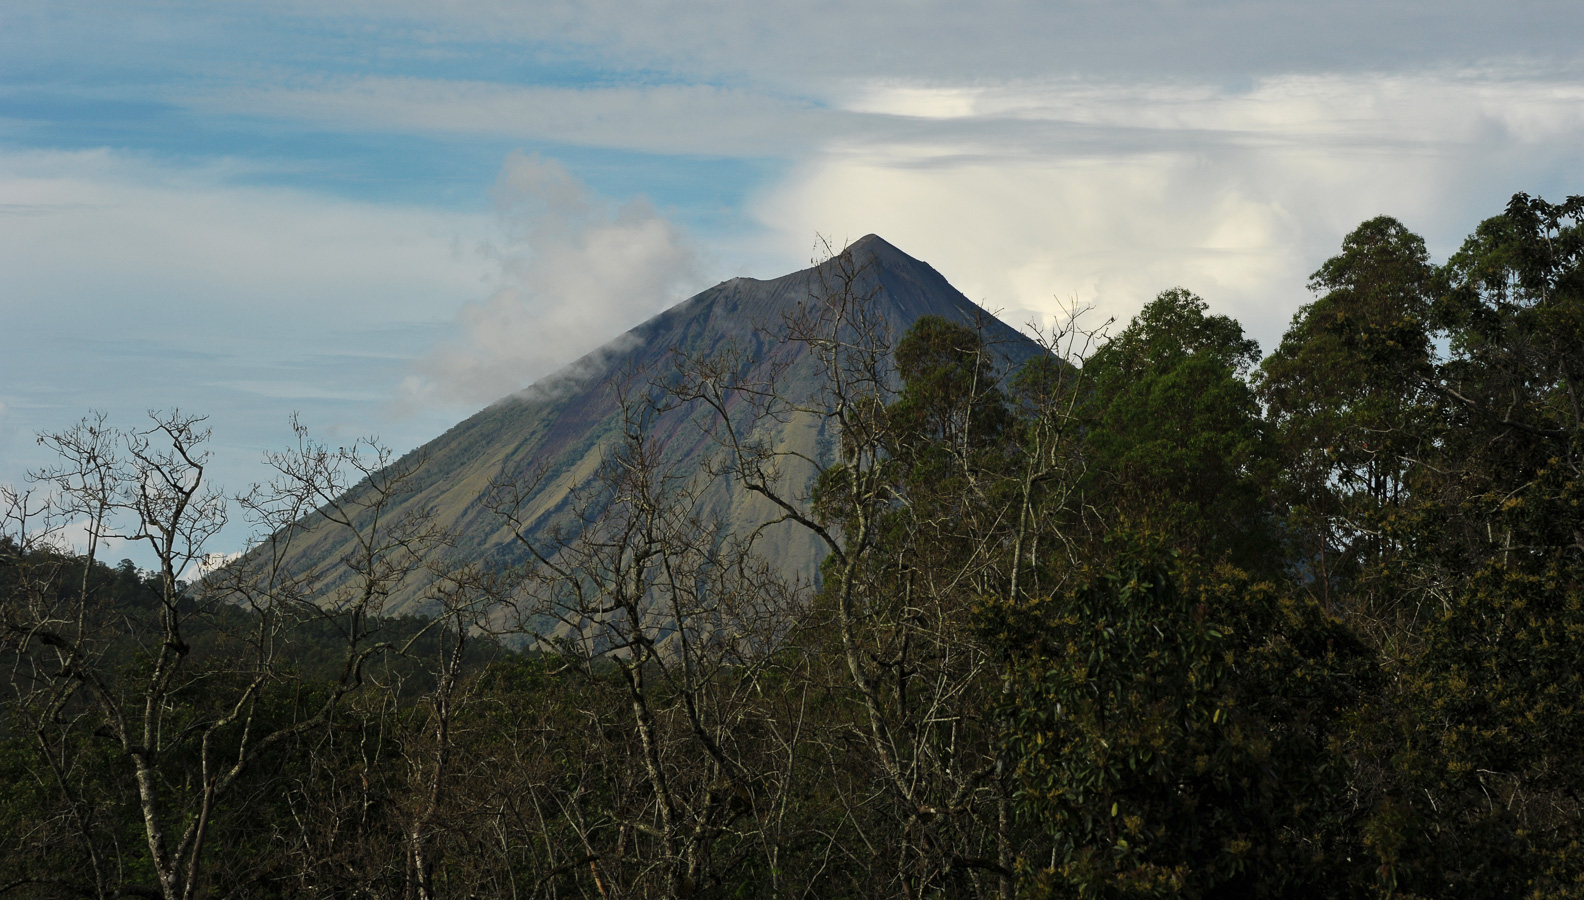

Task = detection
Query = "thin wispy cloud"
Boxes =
[252,0,1584,84]
[194,78,832,157]
[0,148,484,334]
[397,152,703,411]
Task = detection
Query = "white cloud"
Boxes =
[755,71,1584,350]
[208,70,1581,358]
[196,70,1584,167]
[185,550,242,583]
[397,152,703,410]
[197,77,833,157]
[0,147,492,529]
[175,64,1584,359]
[0,147,487,336]
[45,516,129,562]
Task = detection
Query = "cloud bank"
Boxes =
[397,152,703,410]
[753,71,1584,349]
[185,64,1584,351]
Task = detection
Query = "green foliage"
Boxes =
[1083,290,1277,572]
[890,314,1014,451]
[1259,215,1439,494]
[880,315,1018,569]
[1431,194,1584,573]
[986,543,1373,898]
[1362,563,1584,899]
[1259,215,1442,633]
[1261,196,1584,898]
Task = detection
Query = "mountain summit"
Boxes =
[279,236,1048,614]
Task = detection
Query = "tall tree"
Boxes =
[1259,216,1441,632]
[1083,289,1276,573]
[1361,194,1584,899]
[1429,193,1584,572]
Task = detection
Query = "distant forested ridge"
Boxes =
[3,193,1582,899]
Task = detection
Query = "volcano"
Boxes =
[275,235,1050,615]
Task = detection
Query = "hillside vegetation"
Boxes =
[3,193,1583,899]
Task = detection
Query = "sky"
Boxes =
[3,0,1582,560]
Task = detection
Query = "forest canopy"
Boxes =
[3,192,1583,899]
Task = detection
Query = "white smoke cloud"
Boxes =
[398,152,703,410]
[184,550,243,584]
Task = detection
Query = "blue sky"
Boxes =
[3,0,1582,561]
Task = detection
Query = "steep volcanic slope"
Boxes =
[278,235,1049,614]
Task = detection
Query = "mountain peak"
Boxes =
[846,233,893,252]
[278,239,1049,615]
[842,233,914,268]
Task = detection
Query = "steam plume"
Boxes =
[399,152,701,410]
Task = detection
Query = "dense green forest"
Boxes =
[3,192,1582,899]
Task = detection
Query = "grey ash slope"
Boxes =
[280,235,1049,615]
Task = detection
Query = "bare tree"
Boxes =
[669,240,1099,898]
[1,412,452,900]
[485,363,822,899]
[0,413,125,898]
